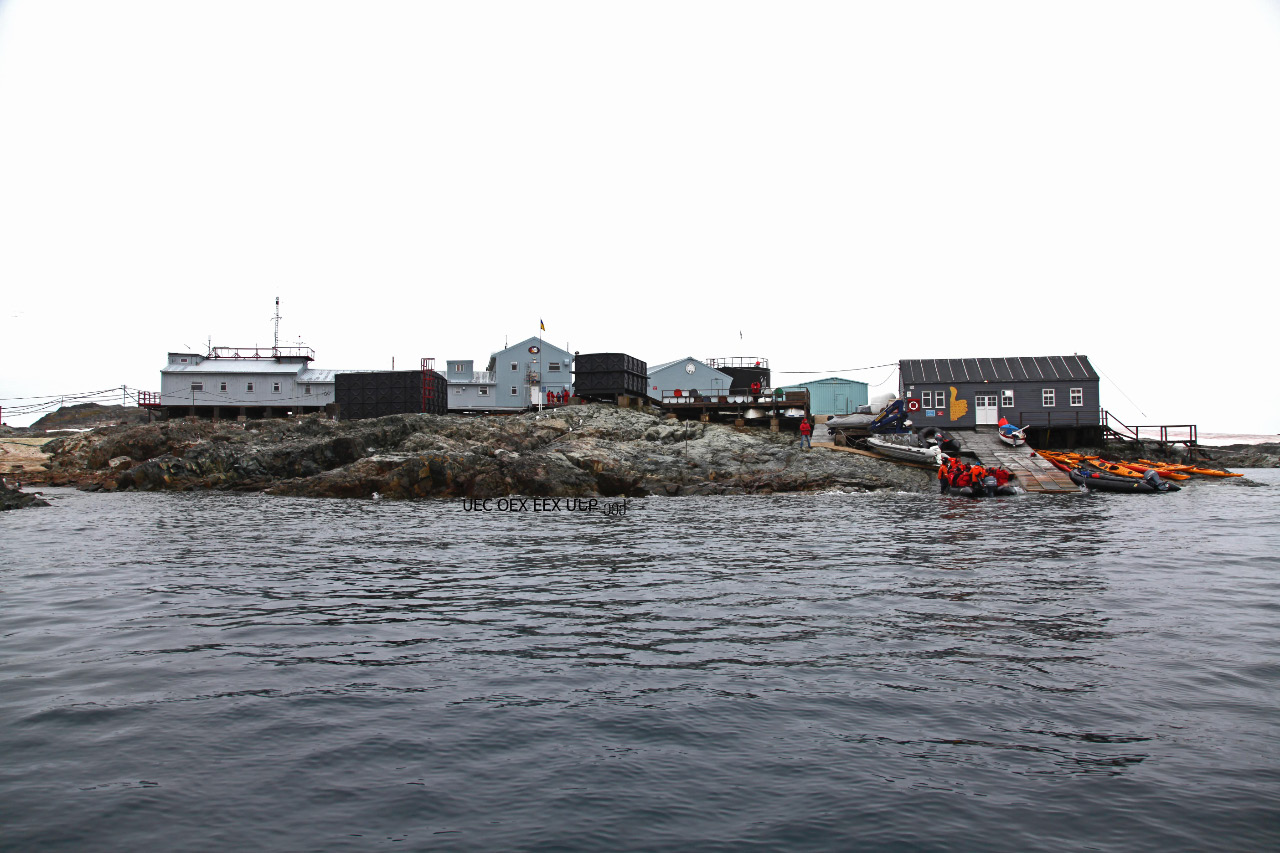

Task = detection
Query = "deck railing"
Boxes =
[1100,410,1197,445]
[705,357,769,370]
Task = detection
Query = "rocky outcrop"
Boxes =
[37,405,935,499]
[1,480,48,510]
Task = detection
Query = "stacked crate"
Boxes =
[335,369,448,420]
[573,353,647,400]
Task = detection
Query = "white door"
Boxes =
[975,395,999,424]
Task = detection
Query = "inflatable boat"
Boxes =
[1070,468,1181,493]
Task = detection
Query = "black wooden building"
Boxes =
[899,355,1102,443]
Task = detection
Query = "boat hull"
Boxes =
[1069,468,1181,493]
[867,436,942,465]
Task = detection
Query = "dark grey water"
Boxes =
[3,474,1279,852]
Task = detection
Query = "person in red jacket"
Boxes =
[799,418,812,450]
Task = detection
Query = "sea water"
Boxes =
[2,475,1278,852]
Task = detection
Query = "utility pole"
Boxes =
[272,296,281,355]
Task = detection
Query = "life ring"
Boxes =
[906,399,921,412]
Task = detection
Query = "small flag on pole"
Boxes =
[540,319,545,331]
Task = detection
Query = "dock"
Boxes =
[954,428,1078,493]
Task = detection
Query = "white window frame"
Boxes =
[510,386,518,396]
[548,362,560,372]
[510,362,519,372]
[272,382,281,393]
[478,387,489,396]
[190,381,203,392]
[1042,388,1055,407]
[247,382,255,393]
[220,381,228,392]
[921,390,933,408]
[1070,387,1083,406]
[304,384,311,395]
[1001,390,1014,408]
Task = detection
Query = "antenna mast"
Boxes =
[272,297,281,355]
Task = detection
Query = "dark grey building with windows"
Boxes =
[898,356,1101,435]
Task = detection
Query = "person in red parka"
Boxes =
[799,418,812,450]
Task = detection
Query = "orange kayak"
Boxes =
[1087,460,1144,478]
[1137,459,1196,473]
[1182,466,1243,478]
[1116,461,1191,480]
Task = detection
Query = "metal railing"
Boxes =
[705,356,769,369]
[1100,410,1197,445]
[209,346,315,360]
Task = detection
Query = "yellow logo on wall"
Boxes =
[949,386,968,421]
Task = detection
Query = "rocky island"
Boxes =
[28,404,933,499]
[5,402,1273,508]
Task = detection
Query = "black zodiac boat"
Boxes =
[947,475,1020,498]
[1070,468,1181,493]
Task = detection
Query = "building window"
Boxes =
[218,381,227,392]
[453,363,463,373]
[1042,389,1055,407]
[304,384,311,395]
[548,362,560,372]
[273,382,281,393]
[478,387,489,396]
[190,382,203,392]
[921,391,934,408]
[180,357,188,363]
[1001,390,1014,408]
[247,382,255,393]
[510,362,518,372]
[1070,388,1083,406]
[510,386,518,396]
[454,387,463,394]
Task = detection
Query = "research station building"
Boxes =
[899,355,1102,441]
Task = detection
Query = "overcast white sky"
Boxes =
[2,1,1278,433]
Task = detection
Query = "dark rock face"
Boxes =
[1,480,48,510]
[38,406,935,499]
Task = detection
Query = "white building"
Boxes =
[159,346,335,419]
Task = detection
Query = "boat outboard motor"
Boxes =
[1143,469,1166,492]
[981,475,998,497]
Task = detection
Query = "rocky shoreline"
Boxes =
[29,405,934,500]
[5,404,1273,508]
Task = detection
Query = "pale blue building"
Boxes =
[446,337,573,412]
[775,377,869,416]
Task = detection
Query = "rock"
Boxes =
[1,479,48,510]
[37,406,942,500]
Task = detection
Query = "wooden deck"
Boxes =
[954,428,1078,493]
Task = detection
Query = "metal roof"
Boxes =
[648,356,706,374]
[779,376,869,387]
[297,369,337,382]
[900,355,1098,385]
[161,360,306,375]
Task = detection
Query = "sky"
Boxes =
[1,0,1278,433]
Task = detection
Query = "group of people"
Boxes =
[544,390,571,405]
[937,456,1013,494]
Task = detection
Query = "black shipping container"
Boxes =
[573,352,647,400]
[573,370,648,398]
[574,352,646,377]
[336,370,448,420]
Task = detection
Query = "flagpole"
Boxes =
[537,320,543,412]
